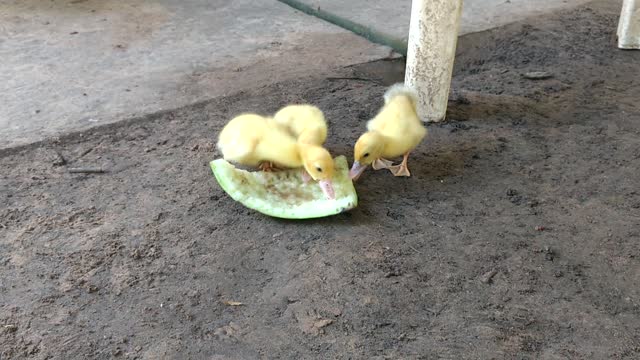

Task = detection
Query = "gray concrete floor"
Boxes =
[0,0,392,148]
[1,0,595,149]
[296,0,594,41]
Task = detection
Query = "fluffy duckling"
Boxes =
[349,84,427,180]
[273,104,327,145]
[217,113,336,199]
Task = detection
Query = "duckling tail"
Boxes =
[383,83,418,106]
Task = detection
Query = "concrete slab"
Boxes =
[290,0,594,45]
[0,0,392,149]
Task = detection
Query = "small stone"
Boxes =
[384,270,401,278]
[3,324,18,333]
[314,319,334,329]
[523,71,553,80]
[480,269,498,284]
[131,249,142,260]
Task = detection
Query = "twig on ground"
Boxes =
[68,167,106,174]
[326,76,383,84]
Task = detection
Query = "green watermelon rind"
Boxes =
[210,155,358,219]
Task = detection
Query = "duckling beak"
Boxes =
[349,161,367,181]
[318,179,335,200]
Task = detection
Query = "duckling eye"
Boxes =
[363,153,370,158]
[316,167,322,172]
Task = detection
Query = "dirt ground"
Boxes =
[1,1,639,359]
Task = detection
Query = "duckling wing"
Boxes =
[218,133,259,161]
[217,114,266,163]
[367,92,421,137]
[274,105,327,145]
[367,90,427,157]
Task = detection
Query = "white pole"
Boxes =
[405,0,463,122]
[618,0,640,49]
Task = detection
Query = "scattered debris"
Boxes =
[408,245,421,254]
[543,246,555,261]
[523,71,553,80]
[130,249,142,260]
[507,189,523,205]
[52,151,67,166]
[68,167,106,174]
[384,269,402,278]
[314,319,333,329]
[213,322,240,339]
[326,76,382,84]
[535,226,546,231]
[3,324,18,333]
[78,147,94,158]
[480,269,498,284]
[223,301,244,306]
[190,141,215,152]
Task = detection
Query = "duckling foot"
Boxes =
[388,152,411,177]
[259,162,276,172]
[372,158,394,170]
[389,164,411,177]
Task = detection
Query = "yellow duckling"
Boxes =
[217,113,336,199]
[273,104,327,145]
[349,83,427,180]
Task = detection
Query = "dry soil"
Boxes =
[1,1,639,359]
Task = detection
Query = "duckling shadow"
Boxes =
[351,134,501,195]
[447,90,557,122]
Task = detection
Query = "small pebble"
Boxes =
[523,71,553,80]
[480,269,498,284]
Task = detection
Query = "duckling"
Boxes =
[217,113,336,199]
[273,104,327,145]
[349,83,427,180]
[273,104,332,182]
